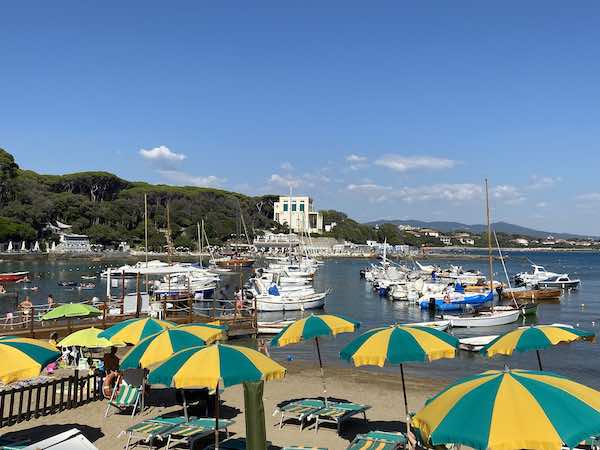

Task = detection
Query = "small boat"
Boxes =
[80,275,97,280]
[215,257,255,268]
[0,271,29,282]
[257,319,295,334]
[445,308,521,328]
[57,281,78,287]
[419,291,494,312]
[495,303,538,317]
[250,292,327,312]
[404,320,450,331]
[501,286,561,301]
[459,335,499,352]
[538,275,580,289]
[514,264,564,286]
[78,283,96,290]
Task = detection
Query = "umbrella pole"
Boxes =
[400,364,409,418]
[182,390,189,422]
[314,337,328,405]
[536,350,543,371]
[215,381,220,450]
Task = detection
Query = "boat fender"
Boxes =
[102,372,120,399]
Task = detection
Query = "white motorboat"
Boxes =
[404,320,451,331]
[514,264,564,286]
[459,335,499,352]
[257,319,295,334]
[537,275,580,289]
[445,308,521,327]
[249,292,327,312]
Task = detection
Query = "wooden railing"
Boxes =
[0,371,104,428]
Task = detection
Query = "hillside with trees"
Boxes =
[0,148,281,250]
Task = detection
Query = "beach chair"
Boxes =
[154,417,234,450]
[273,399,327,430]
[308,401,370,434]
[203,438,272,449]
[347,431,407,450]
[0,437,29,450]
[282,447,328,450]
[104,368,146,418]
[121,420,178,450]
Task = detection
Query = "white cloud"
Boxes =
[158,170,223,187]
[139,145,186,162]
[536,201,548,208]
[492,185,526,204]
[394,183,482,203]
[346,154,367,163]
[280,162,294,171]
[375,154,457,172]
[268,174,302,189]
[347,183,391,192]
[576,192,600,201]
[529,175,562,190]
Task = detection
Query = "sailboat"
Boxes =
[444,179,521,328]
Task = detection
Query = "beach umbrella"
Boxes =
[98,317,174,345]
[58,327,123,349]
[0,337,60,384]
[340,325,458,417]
[120,323,227,370]
[270,314,360,403]
[148,343,286,448]
[41,303,102,320]
[481,324,595,370]
[411,368,600,450]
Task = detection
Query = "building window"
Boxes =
[275,213,279,221]
[299,203,305,212]
[292,203,297,212]
[283,204,288,212]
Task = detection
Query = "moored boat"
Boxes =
[215,257,255,268]
[500,286,561,301]
[0,271,29,282]
[459,335,499,352]
[404,320,451,331]
[538,275,580,289]
[445,308,521,328]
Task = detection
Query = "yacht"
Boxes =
[514,264,565,286]
[538,275,580,289]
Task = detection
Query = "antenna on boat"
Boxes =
[485,179,494,302]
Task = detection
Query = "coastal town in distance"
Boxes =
[2,3,600,450]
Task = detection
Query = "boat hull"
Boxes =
[251,293,326,312]
[501,287,561,301]
[0,272,29,282]
[446,309,521,327]
[538,280,580,289]
[216,258,255,268]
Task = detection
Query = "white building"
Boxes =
[273,196,324,234]
[439,236,452,245]
[46,221,92,253]
[512,238,529,246]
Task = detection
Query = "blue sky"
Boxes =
[2,2,600,234]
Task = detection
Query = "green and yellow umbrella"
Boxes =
[481,324,595,370]
[412,368,600,450]
[0,337,60,384]
[41,303,102,320]
[58,327,123,349]
[98,317,174,345]
[340,325,459,416]
[271,314,360,402]
[120,323,227,370]
[148,342,286,446]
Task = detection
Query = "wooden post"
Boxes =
[102,300,107,329]
[120,271,125,315]
[162,296,167,319]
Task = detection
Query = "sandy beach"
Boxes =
[0,362,447,449]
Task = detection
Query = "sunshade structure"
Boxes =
[340,325,459,417]
[0,337,60,384]
[481,324,595,370]
[58,327,122,349]
[271,314,360,403]
[98,317,174,345]
[120,323,227,370]
[411,368,600,450]
[41,303,102,320]
[148,343,286,449]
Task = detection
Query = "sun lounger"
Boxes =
[155,417,234,450]
[122,420,179,450]
[347,431,406,450]
[274,399,327,430]
[308,401,370,434]
[203,438,272,449]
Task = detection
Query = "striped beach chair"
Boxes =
[274,399,328,430]
[105,382,143,417]
[203,437,272,449]
[347,431,407,450]
[308,401,370,434]
[157,417,234,450]
[122,421,177,450]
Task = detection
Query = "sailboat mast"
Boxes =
[485,179,494,292]
[144,193,148,267]
[288,186,293,260]
[197,221,202,268]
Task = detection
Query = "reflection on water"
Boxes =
[1,252,599,387]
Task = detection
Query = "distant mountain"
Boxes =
[364,219,598,240]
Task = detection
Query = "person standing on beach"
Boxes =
[103,346,120,373]
[47,294,55,309]
[20,296,33,326]
[234,286,244,315]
